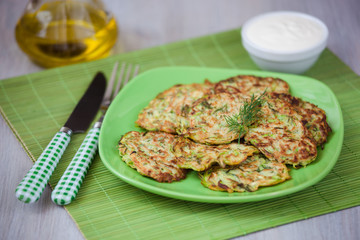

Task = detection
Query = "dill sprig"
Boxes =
[225,91,267,143]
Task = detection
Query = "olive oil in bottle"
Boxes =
[15,0,117,68]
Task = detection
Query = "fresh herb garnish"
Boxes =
[225,91,266,143]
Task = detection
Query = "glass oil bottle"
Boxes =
[15,0,118,68]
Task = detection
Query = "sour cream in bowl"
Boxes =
[241,11,329,74]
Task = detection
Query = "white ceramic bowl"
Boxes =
[241,11,329,74]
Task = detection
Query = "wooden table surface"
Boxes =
[1,0,359,239]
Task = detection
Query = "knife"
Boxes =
[51,62,140,205]
[15,72,106,203]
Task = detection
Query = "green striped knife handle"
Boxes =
[51,126,100,205]
[15,131,71,203]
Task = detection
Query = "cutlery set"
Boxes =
[15,62,139,205]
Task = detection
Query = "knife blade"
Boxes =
[15,72,106,203]
[63,72,106,133]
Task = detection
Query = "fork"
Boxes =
[51,62,140,205]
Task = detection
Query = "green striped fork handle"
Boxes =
[51,123,101,205]
[15,128,72,203]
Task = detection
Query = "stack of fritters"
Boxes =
[119,75,331,192]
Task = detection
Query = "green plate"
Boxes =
[98,66,343,203]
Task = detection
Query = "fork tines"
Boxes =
[103,62,140,107]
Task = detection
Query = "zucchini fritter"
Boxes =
[245,97,318,167]
[176,92,244,144]
[269,92,332,146]
[174,137,259,171]
[136,81,212,133]
[200,154,290,193]
[214,75,290,96]
[118,131,187,183]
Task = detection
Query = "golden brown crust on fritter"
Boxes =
[213,75,290,96]
[135,81,213,133]
[173,137,258,171]
[118,131,187,183]
[268,92,332,146]
[200,154,291,193]
[176,92,244,144]
[245,97,318,167]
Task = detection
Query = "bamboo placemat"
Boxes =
[1,28,360,240]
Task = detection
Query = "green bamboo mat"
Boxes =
[1,28,360,240]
